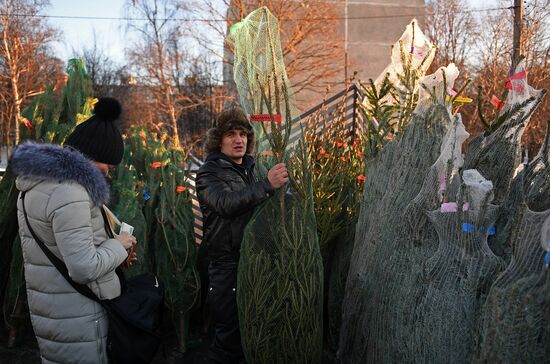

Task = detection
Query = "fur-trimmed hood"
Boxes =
[9,141,110,205]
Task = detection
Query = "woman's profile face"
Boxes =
[93,161,114,177]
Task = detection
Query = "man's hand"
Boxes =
[267,163,289,189]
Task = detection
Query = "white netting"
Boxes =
[361,19,436,134]
[542,215,550,251]
[475,161,550,362]
[373,19,435,92]
[504,59,536,109]
[339,37,548,361]
[463,62,547,205]
[415,63,460,114]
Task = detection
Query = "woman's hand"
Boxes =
[115,233,137,250]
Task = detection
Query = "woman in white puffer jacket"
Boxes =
[9,98,136,364]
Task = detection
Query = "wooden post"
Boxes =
[512,0,523,67]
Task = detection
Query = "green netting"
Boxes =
[227,6,299,151]
[228,7,323,363]
[238,177,323,363]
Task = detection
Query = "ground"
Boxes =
[0,315,209,364]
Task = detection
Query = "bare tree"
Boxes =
[124,0,230,149]
[0,0,62,153]
[124,0,191,148]
[74,32,129,98]
[425,0,478,71]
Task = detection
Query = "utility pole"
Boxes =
[512,0,523,67]
[344,0,348,83]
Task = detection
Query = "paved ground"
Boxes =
[0,316,210,364]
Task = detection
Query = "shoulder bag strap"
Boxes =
[20,191,101,304]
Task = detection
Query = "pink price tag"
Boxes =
[448,88,458,97]
[440,202,469,213]
[508,70,527,81]
[505,80,525,93]
[441,202,458,213]
[438,175,446,191]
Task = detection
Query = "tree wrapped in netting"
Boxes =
[362,19,436,134]
[464,59,547,206]
[410,168,504,363]
[228,7,323,363]
[468,60,546,264]
[1,58,93,347]
[228,6,298,152]
[338,58,464,362]
[475,120,550,363]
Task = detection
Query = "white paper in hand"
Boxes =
[120,222,134,235]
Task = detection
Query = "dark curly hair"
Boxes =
[204,108,255,155]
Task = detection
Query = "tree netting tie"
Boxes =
[462,223,496,235]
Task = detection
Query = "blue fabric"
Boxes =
[9,141,110,205]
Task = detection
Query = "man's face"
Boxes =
[220,128,248,164]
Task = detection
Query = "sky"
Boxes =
[48,0,128,63]
[46,0,500,65]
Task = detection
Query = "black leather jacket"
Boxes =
[196,152,274,261]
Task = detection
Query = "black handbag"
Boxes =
[21,192,164,364]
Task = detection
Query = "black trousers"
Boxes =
[207,261,244,364]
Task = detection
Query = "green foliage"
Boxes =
[1,58,93,345]
[359,76,399,159]
[110,128,200,352]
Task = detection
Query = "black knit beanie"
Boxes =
[64,97,124,165]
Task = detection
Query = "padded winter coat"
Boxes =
[10,142,128,364]
[196,152,274,261]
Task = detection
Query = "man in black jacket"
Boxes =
[196,108,288,364]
